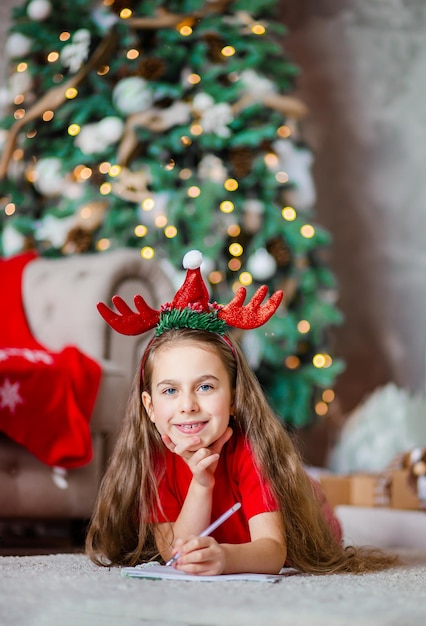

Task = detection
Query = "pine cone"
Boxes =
[267,236,291,267]
[203,33,226,63]
[138,57,166,81]
[62,227,93,255]
[229,147,253,179]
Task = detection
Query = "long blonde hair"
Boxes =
[86,328,398,573]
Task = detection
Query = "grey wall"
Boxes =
[279,0,426,412]
[2,0,425,414]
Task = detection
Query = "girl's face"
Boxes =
[142,341,234,450]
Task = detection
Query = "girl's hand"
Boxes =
[171,536,225,576]
[162,427,232,488]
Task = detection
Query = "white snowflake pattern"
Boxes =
[0,378,24,414]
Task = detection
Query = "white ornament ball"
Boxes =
[97,116,124,143]
[27,0,52,21]
[113,77,154,115]
[247,248,277,281]
[5,33,32,58]
[33,157,65,196]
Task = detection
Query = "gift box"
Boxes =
[319,474,379,508]
[390,469,425,510]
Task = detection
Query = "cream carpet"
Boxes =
[1,549,426,626]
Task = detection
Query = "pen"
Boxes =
[165,502,242,566]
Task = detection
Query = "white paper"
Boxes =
[121,563,299,583]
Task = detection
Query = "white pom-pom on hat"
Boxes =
[183,250,203,270]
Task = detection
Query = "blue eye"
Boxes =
[163,387,177,396]
[199,383,213,392]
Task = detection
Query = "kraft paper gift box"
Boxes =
[319,474,379,508]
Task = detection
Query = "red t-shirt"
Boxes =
[151,433,343,545]
[152,433,278,544]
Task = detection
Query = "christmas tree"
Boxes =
[0,0,344,429]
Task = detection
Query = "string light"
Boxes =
[190,123,203,135]
[165,225,178,238]
[126,49,139,60]
[142,198,155,211]
[187,73,201,85]
[97,238,110,251]
[141,246,155,260]
[14,94,24,105]
[209,270,224,285]
[99,162,110,174]
[68,124,80,136]
[277,125,291,138]
[188,186,201,198]
[224,178,238,191]
[42,110,54,122]
[47,52,59,63]
[99,182,111,195]
[59,32,70,42]
[220,200,234,213]
[108,164,121,177]
[322,389,335,403]
[275,171,289,183]
[282,206,296,221]
[300,224,315,238]
[229,242,243,256]
[65,87,78,99]
[285,356,300,369]
[264,153,279,168]
[13,148,24,161]
[5,203,16,216]
[17,63,27,73]
[154,215,167,228]
[179,168,192,179]
[221,46,236,57]
[120,8,133,19]
[228,258,241,271]
[313,354,333,368]
[315,401,328,416]
[239,272,252,286]
[227,224,240,237]
[179,25,193,36]
[135,225,148,237]
[97,66,110,76]
[297,320,310,334]
[14,109,25,120]
[252,24,266,35]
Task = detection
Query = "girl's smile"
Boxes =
[142,341,234,450]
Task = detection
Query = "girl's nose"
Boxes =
[180,392,199,413]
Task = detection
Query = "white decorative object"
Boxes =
[75,116,124,154]
[113,77,154,115]
[33,157,65,196]
[247,248,277,281]
[27,0,52,21]
[239,69,277,99]
[329,383,426,473]
[272,139,316,211]
[9,70,33,99]
[5,33,32,58]
[198,154,228,183]
[1,224,27,257]
[35,214,76,248]
[60,29,91,74]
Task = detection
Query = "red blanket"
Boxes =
[0,251,102,468]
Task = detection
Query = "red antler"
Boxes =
[97,294,160,336]
[218,286,284,329]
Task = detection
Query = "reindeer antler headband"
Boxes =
[97,250,283,336]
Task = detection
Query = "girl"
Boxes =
[86,251,397,575]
